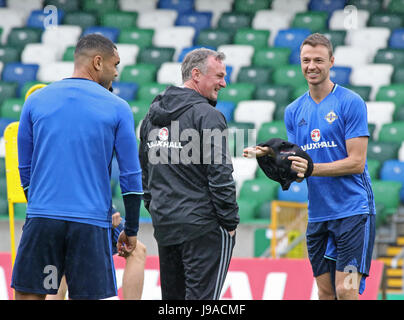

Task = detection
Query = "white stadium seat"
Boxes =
[21,43,60,66]
[366,101,395,139]
[41,25,82,57]
[350,64,394,100]
[137,9,178,29]
[232,157,258,196]
[119,0,158,12]
[153,27,195,60]
[234,100,276,131]
[252,10,295,45]
[0,8,26,44]
[7,0,44,20]
[157,62,182,86]
[399,143,404,162]
[217,44,254,82]
[271,0,310,14]
[115,44,139,72]
[195,0,233,27]
[333,45,373,68]
[346,27,391,57]
[329,9,370,30]
[37,61,74,82]
[0,61,3,80]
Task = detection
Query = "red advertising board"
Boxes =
[0,253,384,300]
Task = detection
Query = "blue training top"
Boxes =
[18,78,143,228]
[284,84,375,222]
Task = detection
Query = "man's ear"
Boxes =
[93,55,103,71]
[191,67,201,82]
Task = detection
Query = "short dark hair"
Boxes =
[300,33,333,59]
[74,34,117,59]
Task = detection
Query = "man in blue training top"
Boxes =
[12,34,143,300]
[244,33,376,300]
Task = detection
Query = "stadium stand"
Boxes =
[0,0,403,296]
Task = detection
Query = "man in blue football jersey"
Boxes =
[244,33,375,300]
[12,34,143,300]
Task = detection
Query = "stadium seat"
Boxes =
[333,46,372,68]
[218,12,252,34]
[320,29,347,49]
[288,48,301,65]
[252,47,291,68]
[127,99,150,125]
[367,141,400,164]
[376,84,404,108]
[37,61,74,82]
[120,63,157,84]
[83,0,118,13]
[367,158,381,180]
[153,26,195,60]
[194,0,233,27]
[234,28,270,49]
[254,84,293,106]
[8,0,44,20]
[215,101,236,122]
[217,44,254,82]
[0,46,20,64]
[389,28,404,49]
[41,25,82,57]
[272,65,307,89]
[7,27,43,50]
[119,0,158,12]
[257,120,288,143]
[218,83,256,104]
[368,12,404,30]
[0,9,26,44]
[175,11,212,36]
[232,157,259,193]
[292,11,328,33]
[157,62,182,86]
[255,201,272,221]
[2,63,39,92]
[196,29,233,49]
[272,0,310,14]
[118,28,154,49]
[237,198,259,223]
[399,143,404,162]
[236,66,273,85]
[329,9,370,30]
[0,98,24,120]
[63,12,98,30]
[136,82,168,103]
[278,181,308,203]
[234,100,276,131]
[366,101,396,138]
[27,9,64,29]
[177,45,216,62]
[368,123,376,141]
[137,9,178,29]
[349,0,381,13]
[238,178,279,208]
[329,66,351,86]
[234,0,271,14]
[0,82,18,106]
[111,82,138,101]
[388,0,404,14]
[45,0,80,13]
[159,0,194,13]
[62,46,75,61]
[392,66,404,84]
[374,48,404,68]
[274,28,312,52]
[21,43,60,66]
[137,47,175,67]
[82,26,120,43]
[372,180,402,212]
[227,121,256,157]
[346,27,391,57]
[309,0,346,13]
[380,160,404,186]
[378,122,404,145]
[345,85,371,101]
[350,64,394,100]
[252,10,295,45]
[115,44,139,72]
[100,11,138,29]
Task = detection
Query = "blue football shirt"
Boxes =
[284,84,375,222]
[18,78,143,228]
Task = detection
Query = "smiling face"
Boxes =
[195,55,227,101]
[300,44,334,87]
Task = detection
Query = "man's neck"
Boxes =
[309,80,335,104]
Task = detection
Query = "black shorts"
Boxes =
[157,225,236,300]
[11,217,117,299]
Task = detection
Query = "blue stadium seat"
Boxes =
[274,28,312,52]
[380,159,404,202]
[111,82,138,101]
[389,28,404,49]
[1,63,39,94]
[277,181,308,203]
[82,27,120,43]
[0,118,15,137]
[158,0,194,13]
[176,11,212,39]
[216,101,236,122]
[26,9,64,29]
[330,66,352,86]
[289,48,301,64]
[0,0,6,6]
[177,45,215,62]
[309,0,346,15]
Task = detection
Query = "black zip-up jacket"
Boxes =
[139,86,239,246]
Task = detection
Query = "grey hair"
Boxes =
[181,48,226,82]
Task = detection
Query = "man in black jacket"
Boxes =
[139,48,239,300]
